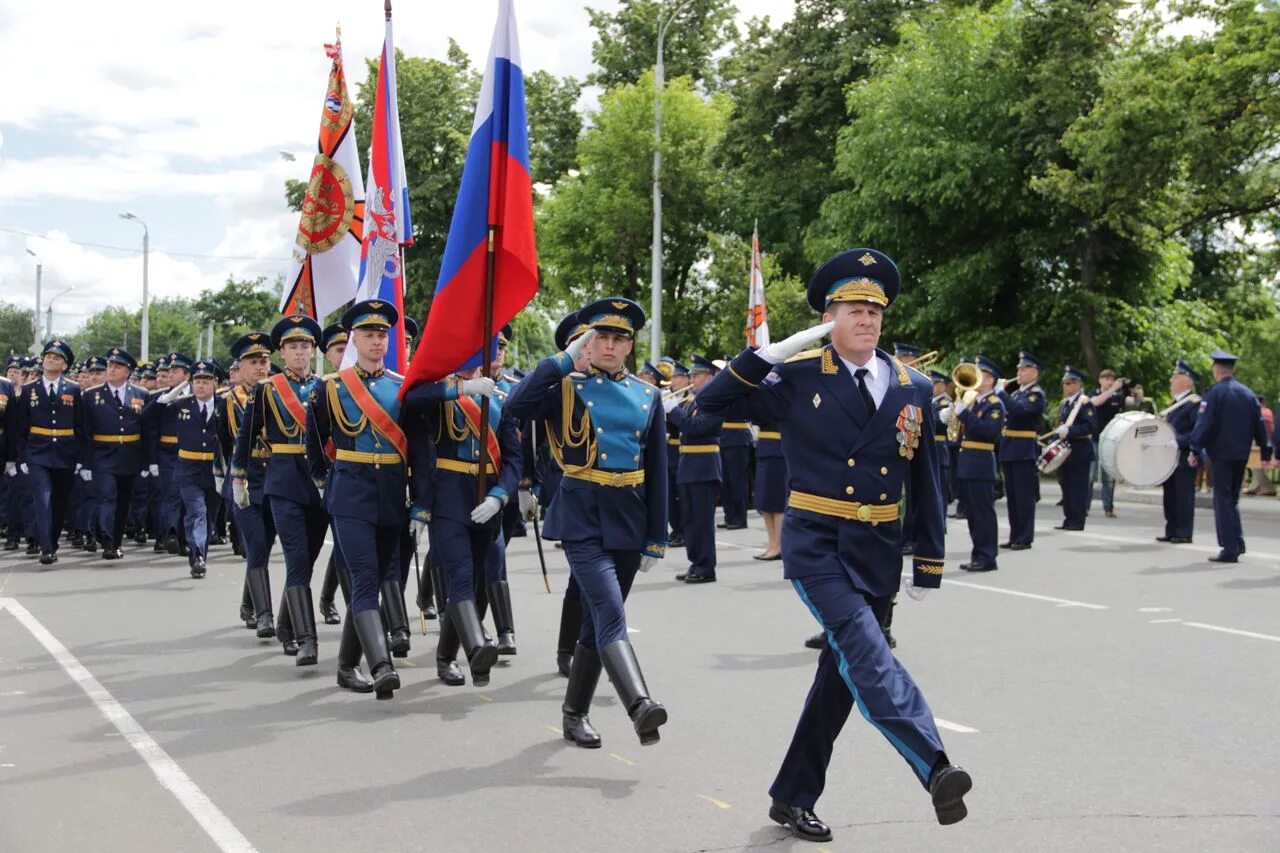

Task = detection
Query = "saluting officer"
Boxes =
[1188,350,1271,563]
[697,249,969,842]
[946,355,1004,572]
[505,297,669,749]
[1052,366,1097,531]
[998,351,1046,551]
[80,348,149,559]
[234,316,327,667]
[10,339,83,565]
[307,300,410,698]
[169,360,223,578]
[666,355,723,584]
[1158,360,1201,545]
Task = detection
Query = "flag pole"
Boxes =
[477,226,496,504]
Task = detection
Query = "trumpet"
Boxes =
[661,384,695,403]
[911,350,940,369]
[946,362,982,442]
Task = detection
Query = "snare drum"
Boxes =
[1036,439,1071,474]
[1098,411,1177,486]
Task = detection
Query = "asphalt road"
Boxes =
[2,487,1278,853]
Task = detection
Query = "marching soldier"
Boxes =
[128,361,159,545]
[486,323,520,655]
[71,356,107,552]
[10,339,83,565]
[4,357,33,552]
[945,356,1004,572]
[1187,350,1271,562]
[752,410,785,562]
[661,358,689,548]
[79,348,148,559]
[315,322,350,626]
[998,351,1046,551]
[223,333,283,640]
[697,248,969,841]
[1158,360,1201,545]
[717,380,752,531]
[167,360,224,578]
[146,353,193,556]
[234,316,327,667]
[505,296,669,749]
[307,300,410,699]
[1052,366,1098,531]
[666,355,723,584]
[0,358,14,545]
[929,370,953,507]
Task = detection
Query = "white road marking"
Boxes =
[934,718,979,734]
[1149,619,1182,624]
[1036,524,1280,562]
[1138,607,1172,613]
[1183,622,1280,643]
[944,579,1108,610]
[0,597,257,853]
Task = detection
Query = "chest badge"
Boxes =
[812,393,821,409]
[896,404,922,459]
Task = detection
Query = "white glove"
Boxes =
[317,487,325,501]
[19,463,28,475]
[149,464,160,478]
[79,468,92,482]
[565,329,595,362]
[157,383,191,404]
[954,398,969,415]
[639,554,659,573]
[518,489,535,520]
[759,321,834,365]
[470,495,503,525]
[409,517,428,540]
[939,406,954,425]
[904,578,930,602]
[662,394,679,414]
[5,462,15,477]
[233,478,249,509]
[459,376,496,399]
[140,469,150,479]
[1055,425,1069,439]
[214,475,224,494]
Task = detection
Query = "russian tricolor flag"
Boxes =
[402,0,538,390]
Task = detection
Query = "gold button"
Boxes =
[845,486,854,495]
[880,466,888,475]
[635,430,641,437]
[880,493,888,500]
[601,453,608,460]
[597,378,603,384]
[645,388,652,395]
[847,459,854,467]
[576,384,584,391]
[596,427,604,434]
[642,404,649,411]
[588,401,595,407]
[633,455,639,462]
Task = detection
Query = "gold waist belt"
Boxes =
[93,433,141,444]
[436,458,495,475]
[563,468,645,488]
[31,427,74,437]
[757,431,781,440]
[336,450,402,465]
[270,443,306,455]
[723,421,750,429]
[178,450,215,461]
[159,435,178,445]
[667,438,680,446]
[960,441,995,451]
[789,490,900,525]
[679,445,719,454]
[1002,430,1037,439]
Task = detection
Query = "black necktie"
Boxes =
[854,368,876,416]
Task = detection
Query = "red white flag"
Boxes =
[745,222,770,348]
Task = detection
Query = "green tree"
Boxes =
[587,0,738,90]
[70,299,202,364]
[193,276,286,357]
[0,302,35,358]
[525,70,584,186]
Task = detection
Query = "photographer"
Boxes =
[1088,369,1139,518]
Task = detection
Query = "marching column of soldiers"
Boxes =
[6,245,1277,845]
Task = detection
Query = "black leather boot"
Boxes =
[285,586,319,666]
[318,556,341,625]
[601,641,667,746]
[277,590,298,655]
[435,610,465,686]
[246,568,276,639]
[353,609,399,700]
[488,580,517,656]
[562,644,602,748]
[881,598,897,649]
[239,578,255,628]
[380,580,411,659]
[447,599,498,686]
[556,596,582,677]
[335,611,373,693]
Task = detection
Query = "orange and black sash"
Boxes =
[268,373,308,428]
[338,368,408,462]
[455,394,502,471]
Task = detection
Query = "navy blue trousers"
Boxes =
[484,528,508,584]
[667,466,682,539]
[562,540,641,650]
[129,473,152,532]
[957,479,997,564]
[771,573,946,808]
[157,453,185,543]
[332,516,400,615]
[1162,465,1196,540]
[28,464,74,554]
[270,496,328,588]
[431,516,495,605]
[1059,453,1091,528]
[1210,459,1247,556]
[232,498,275,571]
[179,483,218,563]
[681,481,718,577]
[1002,461,1037,546]
[720,447,750,527]
[94,472,135,549]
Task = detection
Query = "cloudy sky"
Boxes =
[0,0,792,339]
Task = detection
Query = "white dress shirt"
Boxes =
[839,351,890,409]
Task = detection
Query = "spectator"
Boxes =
[1245,395,1275,496]
[1089,369,1129,517]
[1131,384,1157,415]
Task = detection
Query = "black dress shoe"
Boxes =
[716,522,729,529]
[209,534,227,546]
[423,604,437,621]
[1009,543,1031,551]
[753,553,782,561]
[4,539,19,551]
[804,633,825,650]
[768,801,832,842]
[436,659,465,686]
[684,573,716,584]
[39,552,57,566]
[70,533,84,549]
[674,570,689,582]
[190,557,206,579]
[1155,535,1173,542]
[133,530,148,545]
[318,597,341,625]
[668,535,685,548]
[1169,537,1193,544]
[83,539,98,553]
[336,665,374,693]
[1209,552,1239,564]
[928,763,972,825]
[724,523,748,531]
[25,542,41,556]
[164,535,180,555]
[102,548,124,560]
[153,540,166,553]
[999,541,1013,549]
[1054,524,1084,531]
[959,562,997,572]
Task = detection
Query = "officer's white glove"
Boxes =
[459,376,496,399]
[214,475,224,494]
[518,489,535,520]
[1055,425,1069,439]
[158,383,191,404]
[317,487,325,501]
[565,329,595,363]
[662,393,679,414]
[140,469,150,479]
[758,321,835,365]
[5,462,15,477]
[639,554,660,573]
[904,578,930,602]
[233,478,249,509]
[409,517,428,541]
[19,463,28,475]
[79,468,92,483]
[149,464,160,478]
[939,405,954,425]
[954,398,970,415]
[470,495,502,525]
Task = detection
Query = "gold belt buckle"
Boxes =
[610,472,625,487]
[855,503,872,522]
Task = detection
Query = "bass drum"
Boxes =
[1099,411,1177,486]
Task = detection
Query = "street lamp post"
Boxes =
[651,0,694,360]
[46,287,74,340]
[120,213,150,360]
[25,249,41,353]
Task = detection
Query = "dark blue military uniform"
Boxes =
[661,359,688,545]
[698,250,967,835]
[1056,367,1098,530]
[172,361,222,577]
[667,355,723,583]
[144,352,193,553]
[10,340,84,563]
[998,352,1046,549]
[928,370,952,507]
[754,417,786,513]
[1161,361,1201,543]
[955,358,1004,570]
[80,348,148,556]
[718,395,752,529]
[1188,351,1271,562]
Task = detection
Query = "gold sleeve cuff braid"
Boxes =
[727,363,758,388]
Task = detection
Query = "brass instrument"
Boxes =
[946,362,982,442]
[660,384,695,403]
[911,350,940,370]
